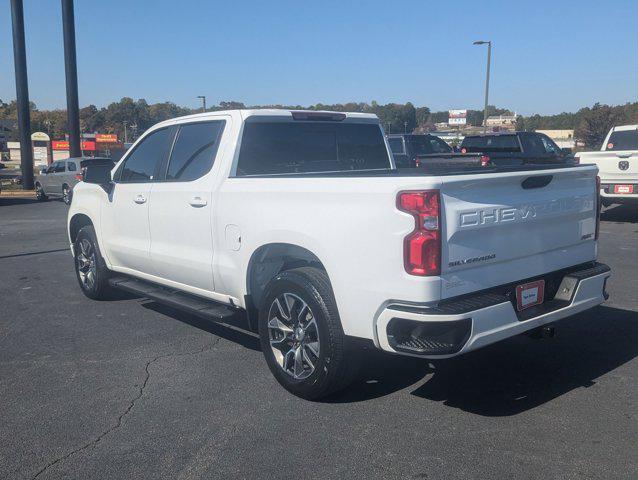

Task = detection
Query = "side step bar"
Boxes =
[108,276,238,321]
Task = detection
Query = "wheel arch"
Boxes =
[69,213,94,244]
[244,243,328,330]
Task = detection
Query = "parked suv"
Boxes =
[35,157,111,204]
[68,110,609,399]
[460,131,574,166]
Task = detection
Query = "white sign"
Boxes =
[33,146,48,166]
[448,109,467,126]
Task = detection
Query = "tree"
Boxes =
[575,103,626,149]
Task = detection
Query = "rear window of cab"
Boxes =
[236,121,391,176]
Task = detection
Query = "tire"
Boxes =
[259,266,359,400]
[62,184,71,205]
[74,225,114,300]
[35,183,48,201]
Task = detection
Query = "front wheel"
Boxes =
[74,225,114,300]
[259,267,358,400]
[35,183,48,201]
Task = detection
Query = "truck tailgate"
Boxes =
[581,151,638,181]
[440,166,598,298]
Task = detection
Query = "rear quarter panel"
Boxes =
[214,176,443,339]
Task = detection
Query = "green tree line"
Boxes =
[2,97,638,148]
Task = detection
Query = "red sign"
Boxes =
[52,140,96,151]
[96,134,118,143]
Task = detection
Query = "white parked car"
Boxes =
[68,109,610,399]
[576,125,638,206]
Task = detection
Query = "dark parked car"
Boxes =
[387,134,483,170]
[460,131,574,166]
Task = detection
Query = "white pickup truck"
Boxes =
[576,125,638,206]
[68,109,610,399]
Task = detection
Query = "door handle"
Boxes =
[189,196,208,207]
[134,194,147,204]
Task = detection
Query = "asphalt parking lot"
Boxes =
[1,197,637,480]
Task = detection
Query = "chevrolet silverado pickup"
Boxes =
[576,125,638,206]
[68,109,610,399]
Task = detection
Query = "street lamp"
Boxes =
[123,120,128,143]
[197,95,207,113]
[473,40,491,133]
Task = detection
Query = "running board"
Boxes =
[108,276,237,321]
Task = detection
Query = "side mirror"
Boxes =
[83,164,114,194]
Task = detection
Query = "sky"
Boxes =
[1,0,637,116]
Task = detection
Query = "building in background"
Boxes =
[486,114,518,130]
[51,132,124,160]
[536,129,575,149]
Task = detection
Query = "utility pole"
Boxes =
[473,40,492,133]
[123,121,128,143]
[10,0,34,190]
[197,95,207,112]
[404,121,408,134]
[62,0,81,158]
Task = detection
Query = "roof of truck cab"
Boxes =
[611,125,638,132]
[165,108,378,122]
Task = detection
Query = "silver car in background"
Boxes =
[35,157,112,204]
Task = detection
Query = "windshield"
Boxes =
[409,136,452,155]
[606,130,638,151]
[461,135,521,153]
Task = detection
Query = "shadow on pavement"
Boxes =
[409,305,638,416]
[0,197,39,206]
[136,299,638,410]
[601,204,638,224]
[141,301,261,351]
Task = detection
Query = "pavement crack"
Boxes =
[30,338,223,479]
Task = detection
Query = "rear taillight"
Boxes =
[414,157,420,167]
[75,173,83,181]
[595,175,601,240]
[397,190,441,276]
[480,155,490,167]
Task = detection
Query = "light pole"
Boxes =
[404,121,408,134]
[197,95,206,112]
[473,40,491,133]
[123,121,128,143]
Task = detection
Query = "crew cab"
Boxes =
[68,109,610,399]
[575,125,638,206]
[460,131,574,166]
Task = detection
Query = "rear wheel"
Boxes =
[62,184,71,205]
[259,267,358,400]
[74,225,114,300]
[35,183,48,201]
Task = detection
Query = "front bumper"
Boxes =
[375,263,611,358]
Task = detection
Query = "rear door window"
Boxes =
[118,128,173,183]
[165,121,225,181]
[410,136,452,155]
[388,137,405,154]
[236,121,391,175]
[54,161,66,173]
[607,130,638,150]
[67,162,77,172]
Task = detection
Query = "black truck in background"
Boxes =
[387,134,483,170]
[460,131,575,166]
